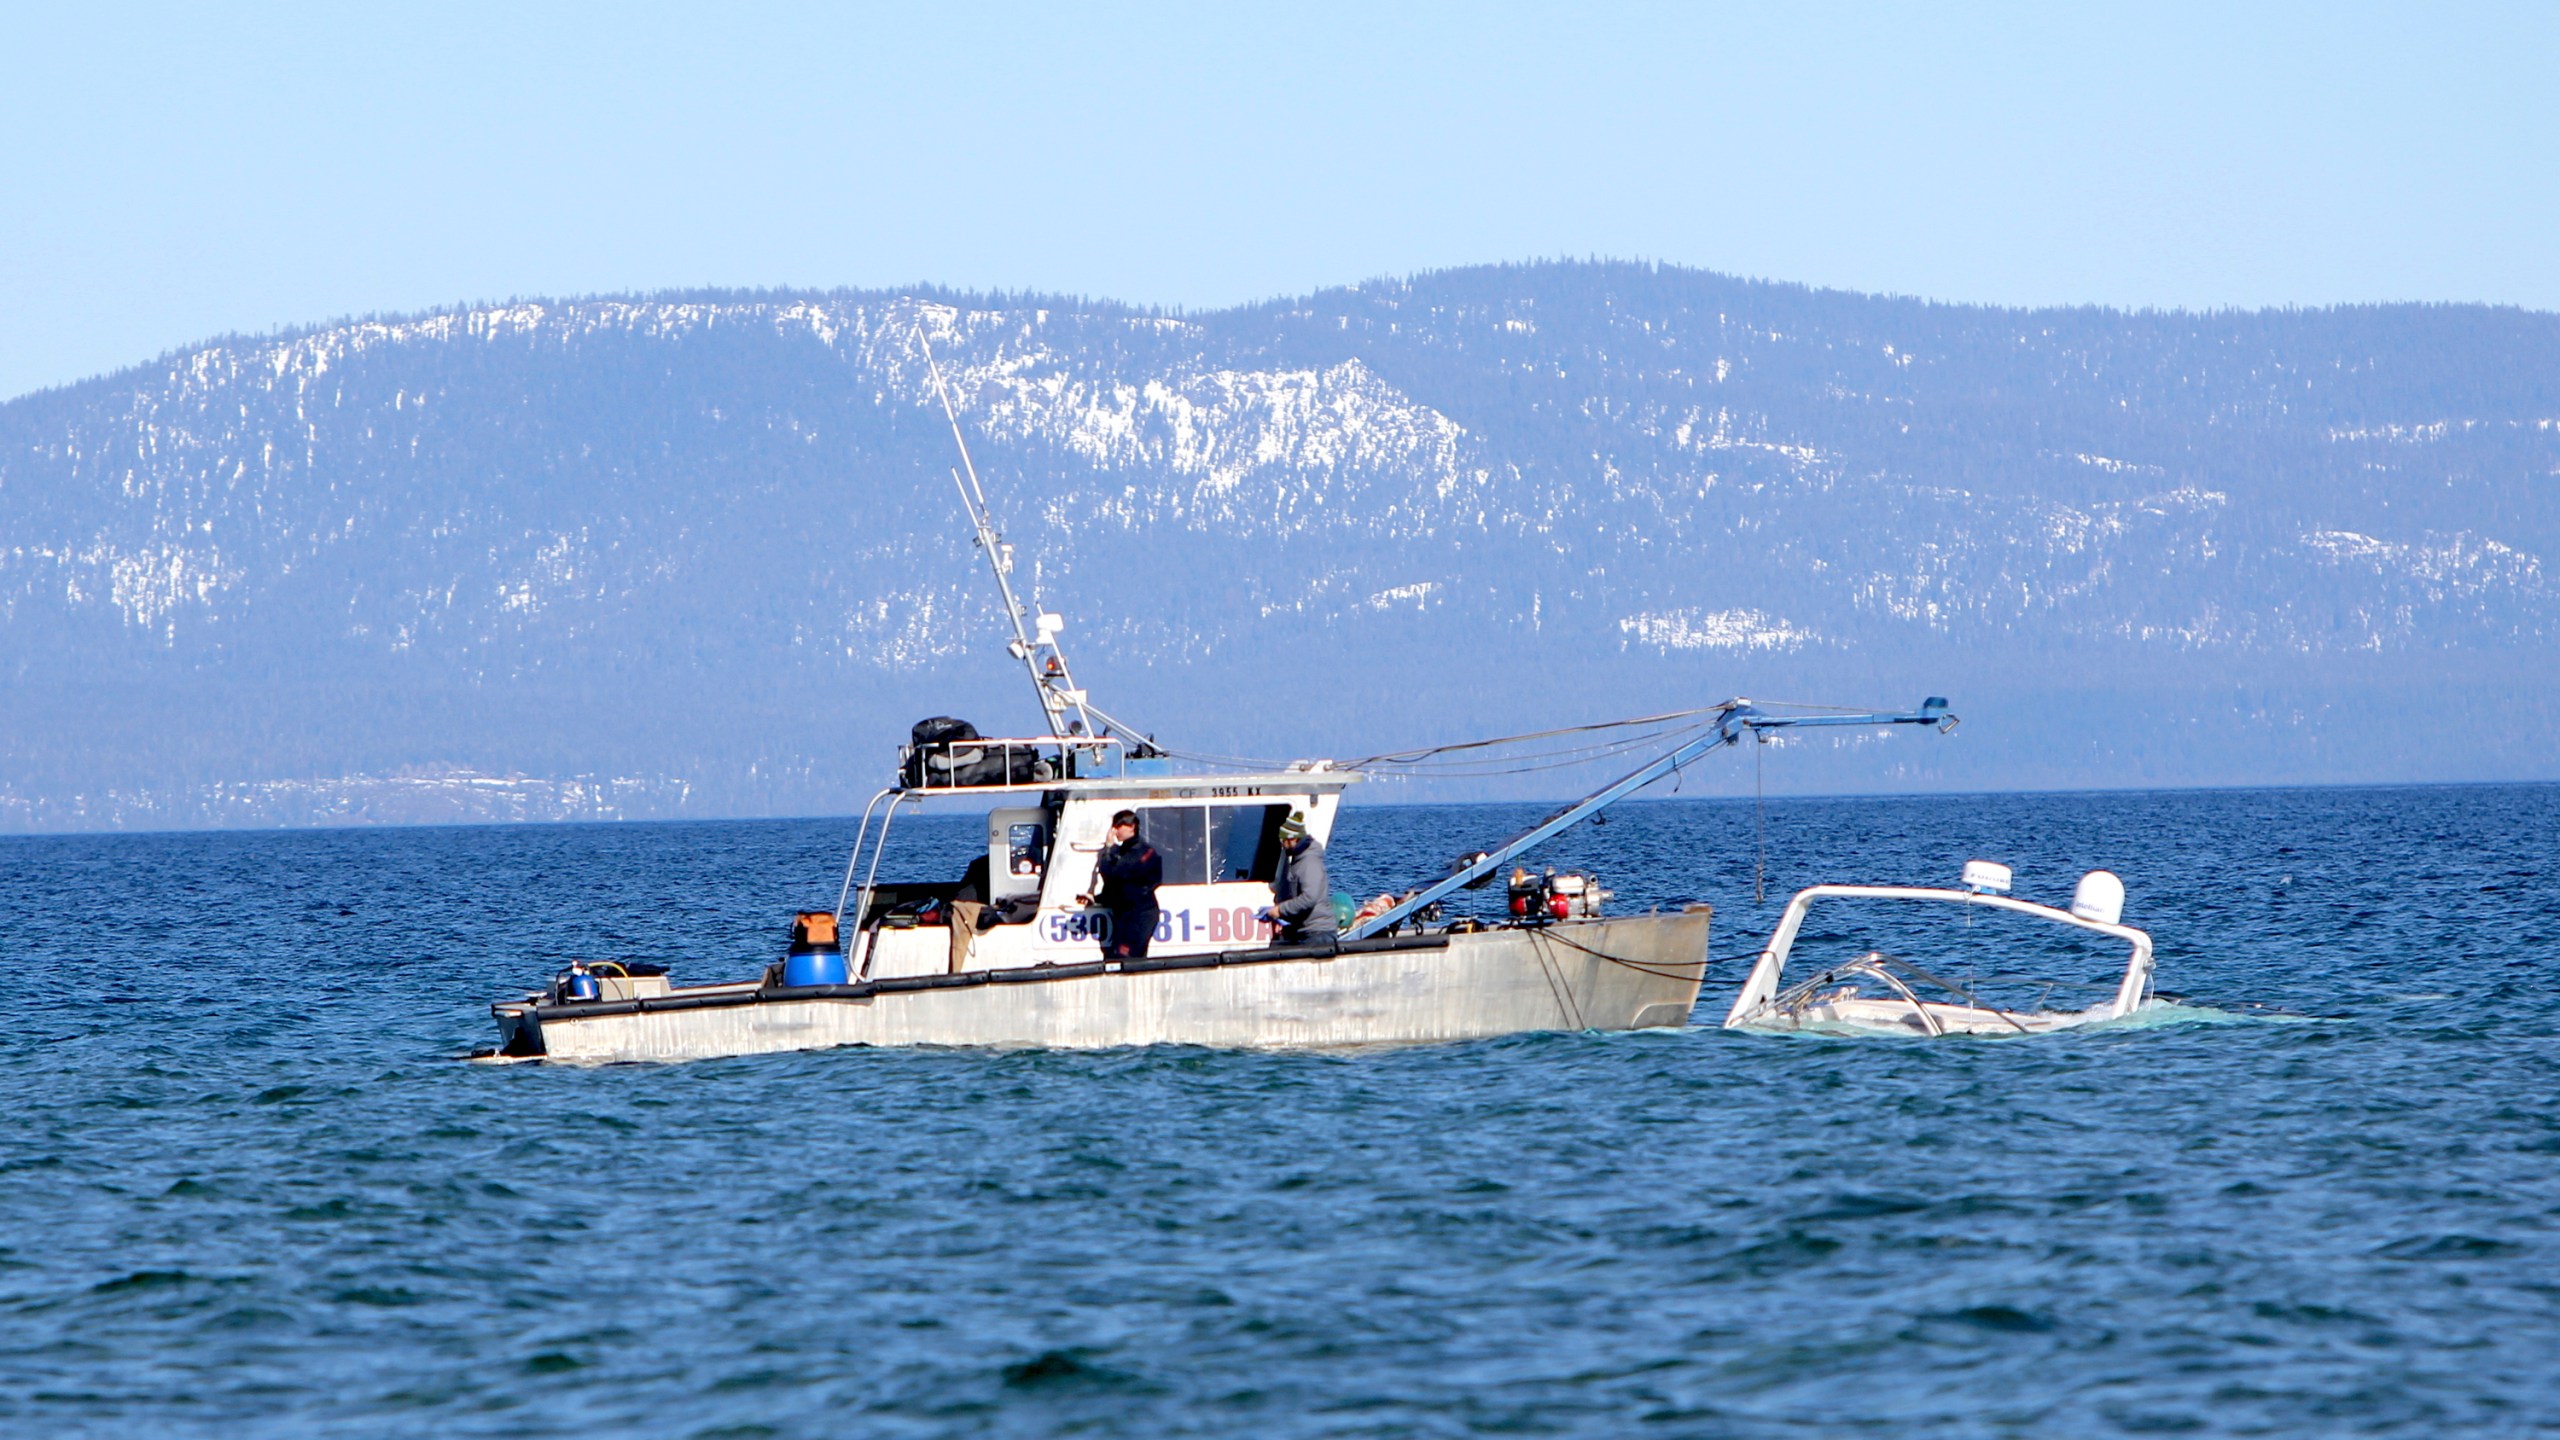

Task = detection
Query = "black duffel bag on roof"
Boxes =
[905,716,982,787]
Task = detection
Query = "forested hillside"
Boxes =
[3,262,2553,828]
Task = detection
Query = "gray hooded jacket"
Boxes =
[1271,837,1336,938]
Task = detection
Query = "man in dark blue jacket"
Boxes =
[1082,809,1163,960]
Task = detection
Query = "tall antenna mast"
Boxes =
[915,325,1148,752]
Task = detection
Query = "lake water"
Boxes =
[3,785,2555,1437]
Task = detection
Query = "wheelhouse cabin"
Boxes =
[843,734,1353,980]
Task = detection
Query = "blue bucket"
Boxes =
[782,949,848,987]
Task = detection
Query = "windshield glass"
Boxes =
[1780,896,2135,1013]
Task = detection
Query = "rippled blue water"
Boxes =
[4,785,2555,1438]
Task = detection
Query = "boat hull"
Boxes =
[494,910,1709,1062]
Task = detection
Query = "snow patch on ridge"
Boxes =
[1617,608,1822,653]
[1365,581,1438,611]
[2298,529,2542,596]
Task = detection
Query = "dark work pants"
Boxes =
[1105,906,1158,961]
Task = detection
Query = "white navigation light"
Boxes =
[1960,860,2013,894]
[1036,612,1064,640]
[2071,870,2126,926]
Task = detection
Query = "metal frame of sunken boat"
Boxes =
[1721,861,2155,1037]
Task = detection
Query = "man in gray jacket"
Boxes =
[1262,810,1336,946]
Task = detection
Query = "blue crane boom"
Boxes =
[1340,698,1956,941]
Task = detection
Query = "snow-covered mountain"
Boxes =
[3,263,2554,828]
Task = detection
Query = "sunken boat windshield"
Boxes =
[1785,896,2139,1015]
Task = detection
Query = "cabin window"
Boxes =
[1210,803,1290,882]
[1136,806,1208,886]
[1135,803,1293,885]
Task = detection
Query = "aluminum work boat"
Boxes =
[483,330,1957,1062]
[492,738,1720,1061]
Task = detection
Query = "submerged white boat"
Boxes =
[1722,861,2155,1036]
[483,330,1957,1062]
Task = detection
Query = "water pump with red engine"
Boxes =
[1505,866,1612,924]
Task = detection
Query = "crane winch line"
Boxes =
[1342,697,1958,941]
[1340,706,1736,770]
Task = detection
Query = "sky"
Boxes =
[2,1,2555,401]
